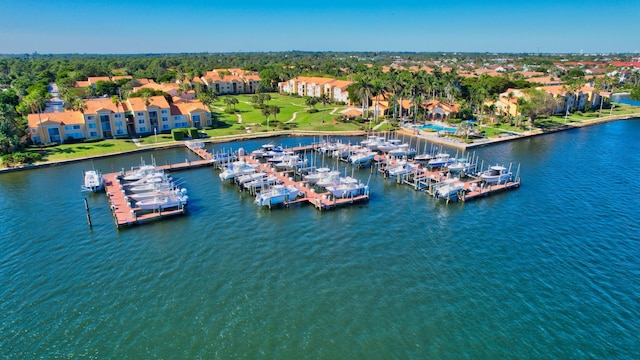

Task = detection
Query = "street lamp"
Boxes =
[154,127,157,143]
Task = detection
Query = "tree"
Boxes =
[519,89,558,128]
[319,94,330,123]
[305,96,318,110]
[348,73,374,119]
[262,106,272,129]
[630,85,640,101]
[111,95,123,134]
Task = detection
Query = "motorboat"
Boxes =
[386,161,418,177]
[434,178,464,200]
[243,175,278,190]
[122,165,157,181]
[480,165,512,184]
[128,181,177,193]
[414,153,435,163]
[128,188,187,202]
[275,156,307,170]
[82,169,104,192]
[136,192,188,211]
[211,152,237,164]
[128,171,171,186]
[377,139,403,153]
[304,167,331,185]
[447,158,473,174]
[219,160,259,180]
[235,172,267,186]
[348,151,377,165]
[315,170,342,188]
[325,177,369,198]
[388,144,417,158]
[427,153,455,168]
[254,185,301,206]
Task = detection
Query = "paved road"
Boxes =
[45,82,65,113]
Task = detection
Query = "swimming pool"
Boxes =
[416,123,458,133]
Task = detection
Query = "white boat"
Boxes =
[211,152,237,164]
[254,185,301,206]
[447,158,473,174]
[219,161,259,180]
[122,165,157,181]
[414,153,435,163]
[325,177,369,198]
[243,175,278,190]
[82,170,104,192]
[378,139,403,153]
[275,156,307,170]
[480,165,512,184]
[387,162,418,177]
[361,136,386,151]
[348,151,377,165]
[388,144,417,158]
[427,153,455,168]
[136,192,188,211]
[128,171,171,186]
[316,170,341,188]
[304,167,331,185]
[235,172,267,186]
[128,188,187,201]
[128,182,177,193]
[435,178,464,200]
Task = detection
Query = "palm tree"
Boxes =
[319,94,330,123]
[230,98,239,111]
[111,95,123,134]
[350,73,374,119]
[270,105,280,122]
[262,106,272,130]
[179,81,192,102]
[73,97,87,114]
[223,97,233,111]
[305,96,318,110]
[140,92,152,108]
[24,93,46,143]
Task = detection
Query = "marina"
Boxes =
[2,120,639,359]
[95,132,521,228]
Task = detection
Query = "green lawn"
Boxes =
[30,139,140,162]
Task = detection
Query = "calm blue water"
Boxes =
[611,93,640,107]
[1,123,639,358]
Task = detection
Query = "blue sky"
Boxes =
[1,0,638,54]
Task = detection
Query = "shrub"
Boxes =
[307,109,319,113]
[172,128,185,141]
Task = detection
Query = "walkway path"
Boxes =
[285,111,300,123]
[330,107,339,115]
[372,120,388,131]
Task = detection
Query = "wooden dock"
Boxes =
[240,156,369,211]
[103,172,186,229]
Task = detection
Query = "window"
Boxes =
[73,125,81,130]
[139,126,147,132]
[89,131,98,137]
[192,115,201,122]
[115,121,122,127]
[116,129,124,135]
[114,114,121,118]
[137,112,144,116]
[161,110,168,114]
[88,123,97,129]
[86,115,94,120]
[162,124,170,130]
[138,119,145,124]
[162,116,168,122]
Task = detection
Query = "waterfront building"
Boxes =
[278,76,353,104]
[27,96,211,144]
